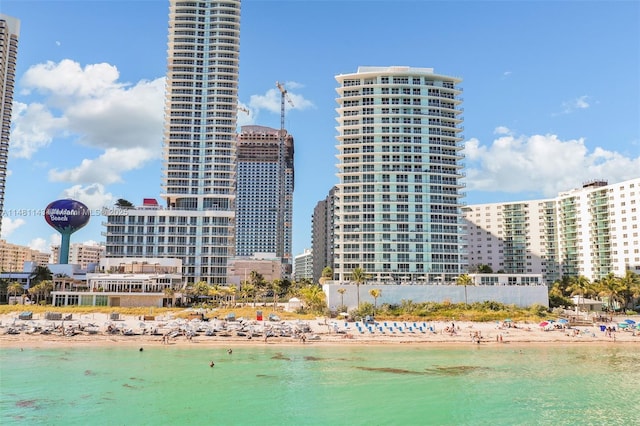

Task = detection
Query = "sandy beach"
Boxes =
[1,310,639,349]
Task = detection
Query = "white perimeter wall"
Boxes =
[323,284,549,310]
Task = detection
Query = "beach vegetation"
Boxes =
[337,287,347,310]
[369,289,382,314]
[319,267,333,284]
[297,284,326,313]
[349,267,369,308]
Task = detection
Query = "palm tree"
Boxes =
[596,273,624,315]
[248,271,267,305]
[8,282,24,304]
[319,266,333,284]
[271,279,284,311]
[369,288,382,314]
[164,287,175,307]
[226,285,237,308]
[29,265,52,285]
[337,287,347,310]
[298,285,326,313]
[350,267,368,308]
[115,198,135,209]
[39,280,53,305]
[567,275,592,312]
[456,274,473,305]
[618,270,640,310]
[188,281,211,305]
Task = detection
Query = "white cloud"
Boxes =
[1,217,26,239]
[493,126,512,135]
[463,131,640,197]
[503,71,512,77]
[21,59,124,101]
[59,183,114,211]
[248,82,314,115]
[10,101,68,158]
[557,95,591,115]
[28,237,49,253]
[29,234,60,253]
[49,147,158,185]
[11,59,165,183]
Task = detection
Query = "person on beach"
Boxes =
[210,361,215,367]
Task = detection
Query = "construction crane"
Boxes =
[274,82,294,273]
[276,81,294,134]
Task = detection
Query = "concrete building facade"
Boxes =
[51,243,105,269]
[0,15,20,235]
[235,125,294,276]
[104,1,241,285]
[0,239,49,271]
[463,178,640,283]
[333,66,465,283]
[293,248,313,282]
[311,187,335,284]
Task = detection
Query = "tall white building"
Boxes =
[235,125,294,276]
[0,15,20,236]
[104,1,241,285]
[463,178,640,283]
[293,249,313,282]
[333,66,465,282]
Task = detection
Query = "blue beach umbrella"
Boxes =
[624,319,636,325]
[558,319,569,324]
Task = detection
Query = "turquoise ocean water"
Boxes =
[1,344,638,426]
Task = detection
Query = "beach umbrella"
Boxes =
[624,319,636,325]
[504,319,512,323]
[539,321,549,327]
[558,319,569,324]
[618,323,628,329]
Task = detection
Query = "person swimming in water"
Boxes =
[227,349,233,355]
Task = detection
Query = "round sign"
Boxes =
[44,199,91,234]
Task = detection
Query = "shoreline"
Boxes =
[1,311,638,349]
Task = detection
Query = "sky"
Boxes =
[1,0,639,258]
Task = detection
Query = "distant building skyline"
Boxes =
[51,243,105,270]
[0,238,48,271]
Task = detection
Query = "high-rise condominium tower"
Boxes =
[235,125,294,275]
[0,15,20,237]
[333,66,465,282]
[463,178,640,283]
[104,1,241,284]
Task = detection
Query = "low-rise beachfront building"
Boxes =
[51,258,184,308]
[226,253,282,287]
[323,274,548,310]
[466,273,543,286]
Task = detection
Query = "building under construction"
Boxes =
[235,125,294,277]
